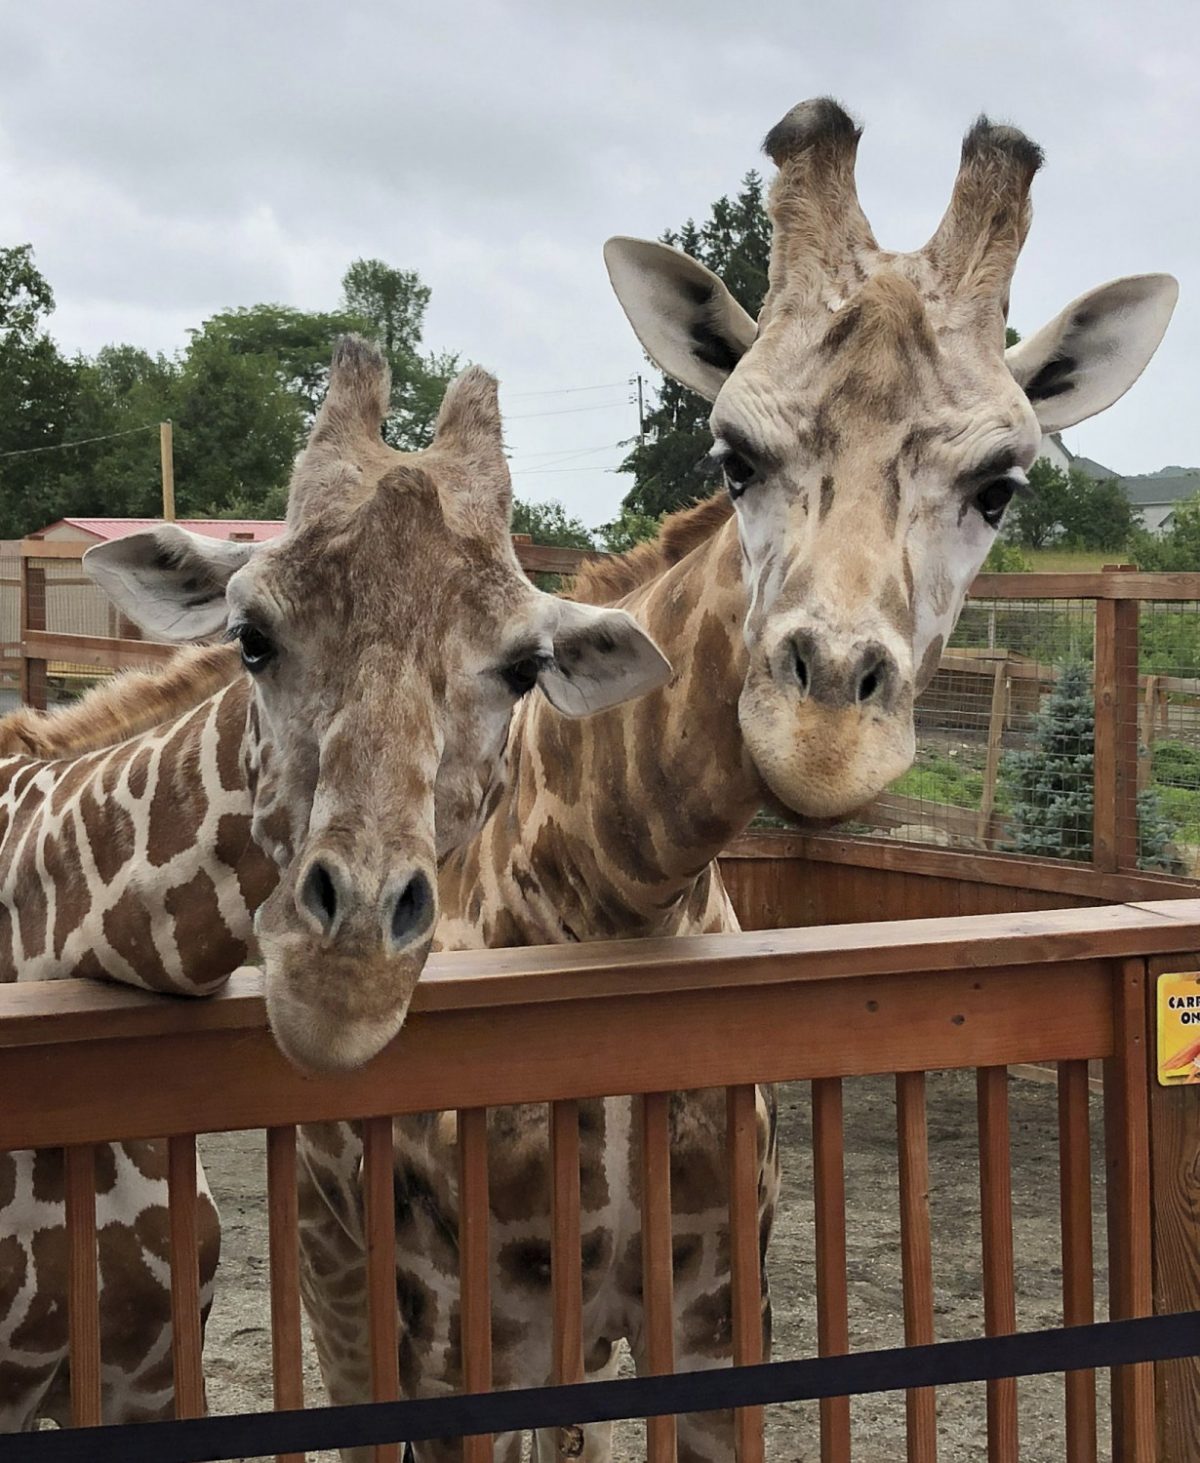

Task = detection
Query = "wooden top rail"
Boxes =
[0,903,1196,1153]
[3,901,1198,1048]
[969,570,1200,601]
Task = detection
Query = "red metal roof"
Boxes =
[40,517,286,543]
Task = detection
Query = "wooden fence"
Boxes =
[2,901,1199,1460]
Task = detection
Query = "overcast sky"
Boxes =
[2,0,1198,527]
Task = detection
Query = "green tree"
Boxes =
[1007,458,1072,548]
[1001,660,1180,869]
[619,172,771,518]
[0,245,80,537]
[596,506,661,554]
[1130,492,1200,571]
[170,333,301,517]
[191,304,361,421]
[510,498,595,550]
[980,539,1030,572]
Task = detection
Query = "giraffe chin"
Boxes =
[261,946,425,1075]
[741,693,917,821]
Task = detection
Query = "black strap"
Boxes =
[10,1312,1200,1463]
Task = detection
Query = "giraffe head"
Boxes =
[606,99,1176,819]
[84,338,669,1071]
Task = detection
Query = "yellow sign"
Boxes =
[1158,972,1200,1086]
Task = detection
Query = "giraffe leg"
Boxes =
[530,1340,619,1463]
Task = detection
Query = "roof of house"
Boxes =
[34,517,286,543]
[1118,472,1200,508]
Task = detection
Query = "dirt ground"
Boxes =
[200,1069,1109,1462]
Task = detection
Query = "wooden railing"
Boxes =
[3,902,1200,1460]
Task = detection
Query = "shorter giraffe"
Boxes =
[0,337,670,1432]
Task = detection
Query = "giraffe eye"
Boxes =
[974,476,1019,528]
[501,655,548,697]
[722,451,756,500]
[233,624,275,674]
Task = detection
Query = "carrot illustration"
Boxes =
[1162,1037,1200,1071]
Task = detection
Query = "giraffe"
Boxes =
[291,102,1177,1463]
[0,338,670,1432]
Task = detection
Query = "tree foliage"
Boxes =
[0,246,459,538]
[1006,461,1135,552]
[1129,492,1200,571]
[619,172,771,519]
[510,498,595,550]
[1001,660,1181,870]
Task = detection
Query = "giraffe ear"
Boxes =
[1006,274,1178,432]
[84,525,259,642]
[604,237,757,402]
[537,600,671,717]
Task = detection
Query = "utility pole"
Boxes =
[160,421,176,522]
[630,374,646,448]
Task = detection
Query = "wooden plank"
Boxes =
[21,556,46,710]
[970,570,1200,600]
[167,1134,205,1420]
[458,1107,493,1463]
[362,1115,400,1463]
[1146,953,1200,1462]
[1139,676,1159,796]
[1057,1062,1097,1463]
[0,964,1122,1150]
[1104,959,1155,1462]
[19,537,90,559]
[721,832,1198,906]
[550,1100,584,1387]
[896,1072,938,1462]
[727,1084,765,1463]
[977,1067,1018,1463]
[5,906,1200,1052]
[22,628,176,671]
[513,542,598,575]
[812,1078,851,1463]
[641,1091,677,1463]
[266,1126,305,1463]
[64,1143,102,1427]
[977,659,1009,846]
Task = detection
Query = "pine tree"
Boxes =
[1001,661,1181,869]
[619,173,771,519]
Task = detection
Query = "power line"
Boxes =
[0,423,160,460]
[505,380,629,399]
[511,465,624,476]
[507,401,629,421]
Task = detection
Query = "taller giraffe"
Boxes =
[293,101,1178,1463]
[0,341,670,1433]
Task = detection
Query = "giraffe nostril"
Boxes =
[389,870,434,950]
[792,645,810,695]
[300,861,339,936]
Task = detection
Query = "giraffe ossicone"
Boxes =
[82,336,670,1073]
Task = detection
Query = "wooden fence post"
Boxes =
[976,656,1009,847]
[1145,952,1200,1462]
[19,545,47,711]
[1094,572,1139,872]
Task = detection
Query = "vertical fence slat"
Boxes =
[727,1083,765,1463]
[458,1107,493,1463]
[896,1072,937,1463]
[64,1143,102,1427]
[1057,1061,1097,1463]
[641,1090,677,1463]
[1104,959,1155,1462]
[266,1126,305,1463]
[551,1099,584,1385]
[812,1077,851,1463]
[167,1133,205,1420]
[362,1115,400,1463]
[977,1067,1017,1463]
[1094,588,1139,873]
[20,553,47,710]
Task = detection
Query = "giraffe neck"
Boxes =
[439,514,756,946]
[0,676,275,992]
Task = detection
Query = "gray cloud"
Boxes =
[2,0,1198,525]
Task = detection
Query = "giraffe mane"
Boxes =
[570,492,734,606]
[0,644,243,760]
